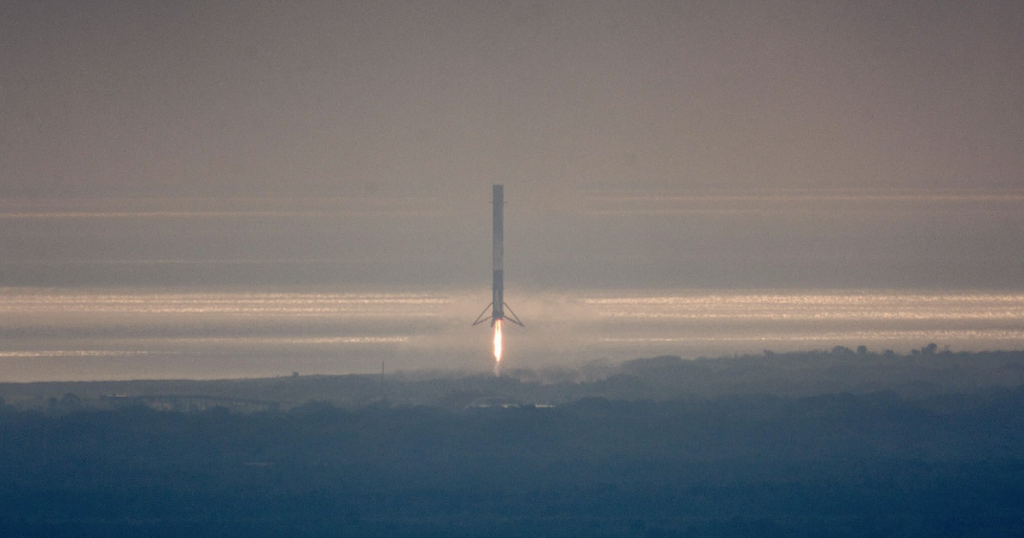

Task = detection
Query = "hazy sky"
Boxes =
[2,0,1023,290]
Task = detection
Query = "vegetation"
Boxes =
[3,347,1024,410]
[1,349,1022,536]
[1,389,1023,536]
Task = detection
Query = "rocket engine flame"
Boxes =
[491,317,499,362]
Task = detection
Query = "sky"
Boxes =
[2,0,1023,290]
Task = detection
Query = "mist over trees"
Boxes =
[4,346,1022,410]
[1,349,1023,536]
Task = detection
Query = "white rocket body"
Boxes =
[473,184,523,328]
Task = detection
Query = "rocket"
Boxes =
[473,184,524,328]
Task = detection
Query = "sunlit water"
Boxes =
[1,288,1023,381]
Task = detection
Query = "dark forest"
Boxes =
[2,350,1023,537]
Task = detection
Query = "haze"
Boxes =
[2,0,1023,290]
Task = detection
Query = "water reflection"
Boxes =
[0,288,1022,381]
[584,293,1024,320]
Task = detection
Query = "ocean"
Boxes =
[1,287,1022,382]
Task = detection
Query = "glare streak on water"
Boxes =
[601,330,1024,343]
[0,292,448,317]
[0,351,181,358]
[1,288,1023,381]
[582,293,1024,321]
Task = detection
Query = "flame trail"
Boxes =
[493,319,503,375]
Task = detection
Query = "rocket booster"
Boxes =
[492,184,504,323]
[474,184,523,328]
